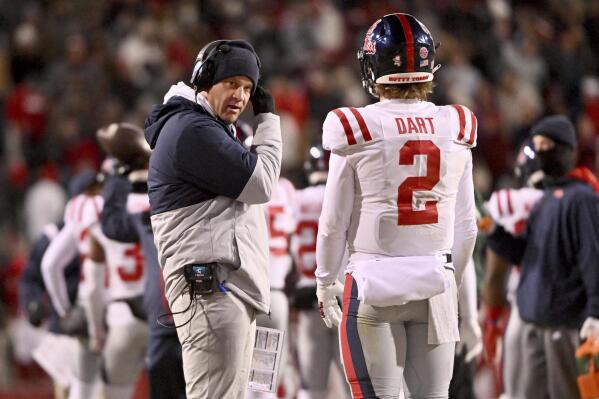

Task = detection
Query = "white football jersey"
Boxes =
[316,100,477,284]
[63,194,105,300]
[486,187,543,236]
[264,178,297,289]
[291,184,325,287]
[89,193,149,301]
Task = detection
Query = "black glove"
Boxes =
[26,301,45,327]
[251,85,275,115]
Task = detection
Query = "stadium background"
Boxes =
[0,0,598,397]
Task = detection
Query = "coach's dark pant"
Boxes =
[148,333,186,399]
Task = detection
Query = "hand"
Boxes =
[482,305,508,362]
[89,333,105,354]
[251,85,275,115]
[477,216,495,235]
[457,316,483,363]
[316,280,344,328]
[580,317,599,339]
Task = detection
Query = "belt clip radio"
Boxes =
[184,263,215,296]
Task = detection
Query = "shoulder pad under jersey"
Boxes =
[322,107,375,151]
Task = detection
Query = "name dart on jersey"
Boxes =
[395,117,435,135]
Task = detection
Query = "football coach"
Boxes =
[144,39,281,399]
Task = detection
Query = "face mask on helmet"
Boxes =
[514,142,544,188]
[535,142,576,178]
[357,13,441,97]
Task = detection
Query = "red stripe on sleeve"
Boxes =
[496,191,504,217]
[452,105,466,141]
[506,190,514,215]
[468,112,477,145]
[396,14,414,72]
[348,108,372,141]
[332,109,357,145]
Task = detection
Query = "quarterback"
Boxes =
[315,13,478,398]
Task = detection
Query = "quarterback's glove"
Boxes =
[580,317,599,339]
[251,85,275,115]
[457,316,483,363]
[482,305,508,362]
[316,280,344,328]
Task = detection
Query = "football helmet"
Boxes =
[304,143,329,185]
[515,141,544,188]
[96,122,150,170]
[358,13,440,97]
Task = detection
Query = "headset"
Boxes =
[190,39,261,91]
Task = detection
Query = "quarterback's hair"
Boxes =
[374,81,434,101]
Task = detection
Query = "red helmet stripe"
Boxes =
[349,108,372,141]
[332,109,357,145]
[396,14,415,72]
[452,104,466,141]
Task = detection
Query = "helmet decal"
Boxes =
[363,19,381,55]
[393,55,402,67]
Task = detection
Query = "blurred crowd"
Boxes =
[0,0,598,384]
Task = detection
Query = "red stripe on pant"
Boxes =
[340,274,378,398]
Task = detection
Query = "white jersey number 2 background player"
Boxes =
[314,13,478,399]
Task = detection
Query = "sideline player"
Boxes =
[290,144,350,399]
[315,13,478,398]
[42,161,149,399]
[41,173,104,399]
[481,142,544,398]
[249,176,297,399]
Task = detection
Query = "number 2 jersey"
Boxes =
[315,100,478,285]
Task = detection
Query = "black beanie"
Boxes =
[212,40,260,94]
[530,115,577,149]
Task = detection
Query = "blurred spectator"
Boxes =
[22,163,67,244]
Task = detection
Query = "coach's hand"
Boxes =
[316,280,344,328]
[251,85,275,115]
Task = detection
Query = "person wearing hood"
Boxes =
[487,115,599,399]
[144,39,281,399]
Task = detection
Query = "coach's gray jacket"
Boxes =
[144,82,281,313]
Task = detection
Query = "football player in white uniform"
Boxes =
[42,165,149,399]
[84,205,149,399]
[42,176,105,399]
[315,13,477,398]
[249,176,297,399]
[481,143,544,398]
[290,145,350,399]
